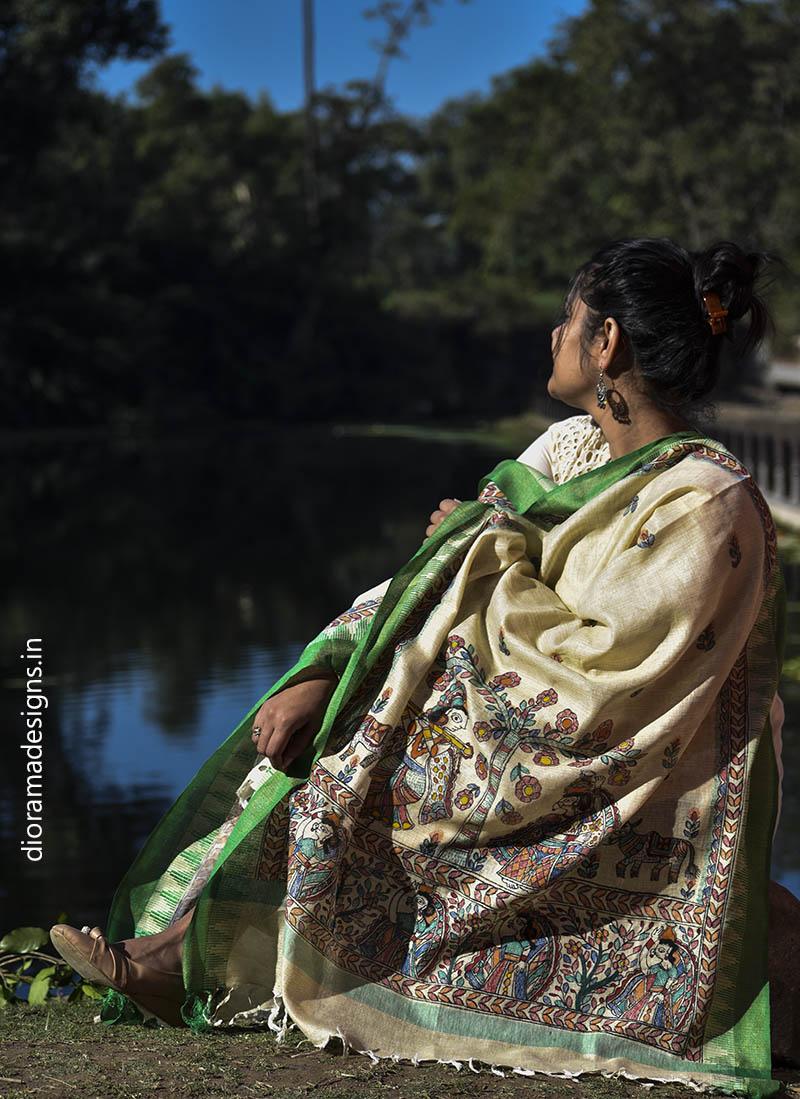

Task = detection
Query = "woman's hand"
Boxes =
[425,497,461,538]
[250,674,338,771]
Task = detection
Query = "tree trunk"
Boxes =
[302,0,319,233]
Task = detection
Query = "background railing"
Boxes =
[711,424,800,510]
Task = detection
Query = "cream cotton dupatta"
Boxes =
[100,429,786,1096]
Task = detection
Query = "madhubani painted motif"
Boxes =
[247,444,777,1075]
[254,628,751,1062]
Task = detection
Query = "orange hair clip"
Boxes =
[702,292,728,335]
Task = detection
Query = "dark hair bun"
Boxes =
[567,236,776,412]
[691,241,769,349]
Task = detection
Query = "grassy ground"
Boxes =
[0,1002,798,1099]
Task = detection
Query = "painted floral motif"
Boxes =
[586,719,613,744]
[662,738,681,770]
[475,753,488,780]
[454,784,480,810]
[490,672,521,689]
[688,444,777,586]
[495,798,523,826]
[554,708,579,736]
[372,688,392,714]
[678,811,702,899]
[623,494,639,515]
[431,645,561,750]
[636,527,656,548]
[511,763,542,803]
[532,747,560,767]
[498,627,510,656]
[566,719,643,783]
[683,809,700,840]
[336,754,360,785]
[696,624,715,651]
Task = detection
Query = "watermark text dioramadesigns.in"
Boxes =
[20,638,46,862]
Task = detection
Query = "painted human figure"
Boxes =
[287,812,343,903]
[359,890,417,969]
[607,927,691,1030]
[463,921,555,999]
[495,777,619,889]
[400,887,449,978]
[365,703,473,830]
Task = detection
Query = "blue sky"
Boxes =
[95,0,587,117]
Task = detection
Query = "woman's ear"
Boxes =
[599,316,624,370]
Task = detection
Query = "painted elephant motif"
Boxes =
[613,820,699,884]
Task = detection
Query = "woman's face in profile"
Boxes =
[548,296,592,410]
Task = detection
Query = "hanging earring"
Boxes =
[607,387,631,424]
[596,370,608,408]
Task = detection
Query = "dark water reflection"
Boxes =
[1,424,798,933]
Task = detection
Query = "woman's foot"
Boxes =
[118,909,194,974]
[49,924,187,1027]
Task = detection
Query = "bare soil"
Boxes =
[0,1001,798,1099]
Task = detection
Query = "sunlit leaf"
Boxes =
[0,927,49,953]
[27,966,55,1006]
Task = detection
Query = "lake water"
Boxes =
[1,423,798,935]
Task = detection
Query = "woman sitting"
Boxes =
[51,237,786,1096]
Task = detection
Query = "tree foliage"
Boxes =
[2,0,799,431]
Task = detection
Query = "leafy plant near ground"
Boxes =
[0,918,103,1009]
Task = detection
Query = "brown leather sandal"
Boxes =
[50,924,187,1028]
